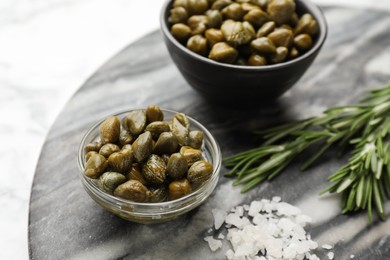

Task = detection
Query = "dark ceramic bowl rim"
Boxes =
[160,0,328,71]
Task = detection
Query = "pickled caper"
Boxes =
[114,180,151,202]
[189,130,204,149]
[166,153,188,179]
[211,0,233,10]
[168,179,192,200]
[206,10,223,28]
[108,149,133,174]
[169,7,188,24]
[248,53,267,66]
[99,116,120,144]
[221,3,245,21]
[267,0,295,25]
[154,132,179,155]
[142,155,167,185]
[293,33,313,51]
[180,146,203,166]
[85,141,103,154]
[205,28,225,47]
[256,21,275,37]
[99,143,120,158]
[145,121,170,140]
[132,131,153,162]
[84,153,108,179]
[123,110,147,136]
[188,160,213,186]
[269,46,288,63]
[250,37,276,54]
[243,9,270,27]
[171,23,192,43]
[146,105,164,123]
[99,172,127,193]
[187,35,208,56]
[267,28,293,48]
[209,42,238,64]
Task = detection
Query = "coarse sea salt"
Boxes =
[205,197,323,260]
[204,236,222,252]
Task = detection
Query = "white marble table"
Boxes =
[1,0,389,259]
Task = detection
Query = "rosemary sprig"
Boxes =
[224,85,390,221]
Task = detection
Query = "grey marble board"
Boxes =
[29,6,390,260]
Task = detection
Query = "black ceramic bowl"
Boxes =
[160,0,327,104]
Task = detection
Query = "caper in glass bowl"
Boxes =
[78,108,221,224]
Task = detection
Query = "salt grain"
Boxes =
[322,244,333,250]
[327,252,335,260]
[350,254,355,258]
[204,236,222,251]
[212,209,228,230]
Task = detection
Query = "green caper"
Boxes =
[84,153,108,179]
[256,21,275,37]
[221,20,255,46]
[206,10,222,28]
[189,130,204,149]
[84,141,103,154]
[187,35,208,56]
[119,129,133,147]
[243,9,270,27]
[180,146,203,166]
[150,186,169,203]
[85,151,98,162]
[221,3,245,21]
[123,110,147,136]
[248,53,267,66]
[99,116,120,144]
[132,131,153,162]
[187,160,213,186]
[269,46,288,64]
[211,0,232,10]
[173,113,190,129]
[293,33,313,51]
[99,172,127,193]
[166,153,188,179]
[250,37,276,54]
[187,15,209,34]
[146,105,164,123]
[154,132,179,155]
[145,121,170,140]
[187,0,209,15]
[171,117,189,146]
[267,28,293,48]
[294,13,318,36]
[169,6,188,24]
[171,23,192,43]
[168,179,192,200]
[126,163,147,185]
[108,149,133,174]
[114,180,151,202]
[289,47,299,59]
[99,143,120,158]
[241,2,261,12]
[205,28,225,47]
[209,42,238,64]
[142,155,167,185]
[267,0,295,25]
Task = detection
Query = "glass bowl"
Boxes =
[77,109,221,224]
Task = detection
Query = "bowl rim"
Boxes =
[160,0,328,71]
[77,108,222,208]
